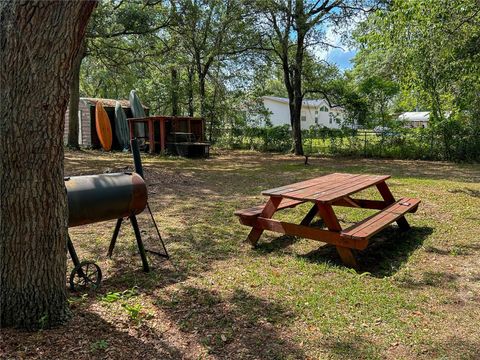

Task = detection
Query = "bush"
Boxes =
[215,125,291,152]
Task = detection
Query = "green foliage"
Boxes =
[90,339,109,352]
[37,314,49,330]
[216,125,292,152]
[100,291,122,303]
[122,303,143,320]
[352,0,480,161]
[100,286,139,303]
[357,76,399,128]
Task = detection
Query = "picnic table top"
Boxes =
[262,173,391,203]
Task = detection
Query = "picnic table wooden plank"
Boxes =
[253,217,367,250]
[276,174,369,200]
[316,175,391,202]
[341,197,420,240]
[262,173,355,196]
[281,174,390,203]
[234,198,305,219]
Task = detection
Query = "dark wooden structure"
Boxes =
[235,173,420,268]
[128,115,210,157]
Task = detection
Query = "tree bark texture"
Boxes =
[0,0,96,329]
[171,67,179,116]
[67,39,86,149]
[187,65,194,116]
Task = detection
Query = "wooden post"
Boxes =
[246,197,282,247]
[317,202,357,268]
[148,119,155,154]
[300,204,318,226]
[376,181,410,230]
[160,118,166,152]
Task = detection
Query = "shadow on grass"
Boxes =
[355,226,433,276]
[320,334,381,360]
[255,225,433,277]
[154,286,305,359]
[448,188,480,198]
[0,310,184,359]
[425,336,480,360]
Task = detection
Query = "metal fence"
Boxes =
[212,126,469,161]
[302,130,436,159]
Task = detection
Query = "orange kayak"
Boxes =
[95,102,112,151]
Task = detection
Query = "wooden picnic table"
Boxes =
[235,173,420,267]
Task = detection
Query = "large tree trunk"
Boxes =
[291,96,304,155]
[291,27,305,156]
[187,65,195,116]
[67,39,86,149]
[0,0,96,329]
[199,74,207,117]
[280,55,298,154]
[171,67,179,116]
[283,71,304,155]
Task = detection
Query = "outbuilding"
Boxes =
[64,97,149,148]
[397,112,430,128]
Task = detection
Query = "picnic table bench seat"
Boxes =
[340,197,420,241]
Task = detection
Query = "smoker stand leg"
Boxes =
[67,234,86,278]
[67,235,81,268]
[130,215,150,272]
[108,218,123,257]
[146,203,170,259]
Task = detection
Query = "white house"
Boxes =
[398,112,430,128]
[256,96,346,130]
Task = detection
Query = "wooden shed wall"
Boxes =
[64,100,93,147]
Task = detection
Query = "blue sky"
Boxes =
[314,19,361,71]
[326,48,357,71]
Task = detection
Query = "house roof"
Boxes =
[262,96,328,108]
[80,97,149,109]
[398,112,430,122]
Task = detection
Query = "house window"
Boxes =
[315,117,319,124]
[319,106,328,112]
[329,117,333,124]
[301,115,307,122]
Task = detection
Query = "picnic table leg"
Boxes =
[300,204,320,226]
[317,202,357,268]
[246,197,281,247]
[376,181,410,231]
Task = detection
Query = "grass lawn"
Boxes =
[2,150,479,359]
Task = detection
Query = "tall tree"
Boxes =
[256,0,375,155]
[0,0,96,329]
[171,0,259,117]
[67,0,169,148]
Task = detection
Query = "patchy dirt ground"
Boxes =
[1,150,479,359]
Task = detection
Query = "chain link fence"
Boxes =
[212,125,479,162]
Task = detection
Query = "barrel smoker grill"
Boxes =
[66,139,168,291]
